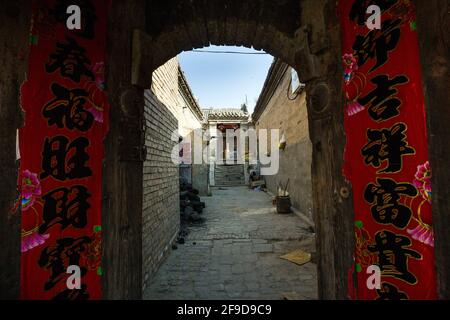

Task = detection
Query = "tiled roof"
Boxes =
[202,108,249,121]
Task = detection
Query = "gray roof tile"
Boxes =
[202,108,249,121]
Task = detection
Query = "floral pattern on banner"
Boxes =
[19,170,50,253]
[19,0,110,300]
[339,0,436,299]
[21,170,42,211]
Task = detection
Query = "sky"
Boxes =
[179,45,274,113]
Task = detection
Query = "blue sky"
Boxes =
[179,45,274,113]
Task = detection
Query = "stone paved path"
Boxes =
[143,186,317,300]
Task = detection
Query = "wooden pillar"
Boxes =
[416,0,450,299]
[297,0,355,299]
[0,1,31,299]
[103,0,146,299]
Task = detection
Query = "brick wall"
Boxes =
[142,90,180,290]
[151,57,202,137]
[151,57,180,114]
[142,56,206,289]
[255,66,313,218]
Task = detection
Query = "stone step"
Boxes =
[215,180,245,186]
[214,164,245,187]
[215,165,243,169]
[215,166,244,174]
[215,181,246,186]
[215,164,244,168]
[215,174,245,180]
[215,177,245,182]
[215,173,244,179]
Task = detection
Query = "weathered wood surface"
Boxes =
[0,1,31,299]
[298,0,355,299]
[416,0,450,299]
[103,0,146,299]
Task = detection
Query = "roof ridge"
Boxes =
[202,108,250,121]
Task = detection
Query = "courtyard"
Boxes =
[144,186,317,300]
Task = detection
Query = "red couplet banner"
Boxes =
[19,0,110,299]
[339,0,436,299]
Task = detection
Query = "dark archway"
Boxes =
[104,0,354,300]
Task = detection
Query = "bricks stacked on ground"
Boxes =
[142,90,180,291]
[179,177,206,239]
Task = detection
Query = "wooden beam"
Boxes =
[300,0,355,299]
[103,0,146,299]
[416,0,450,299]
[132,29,154,88]
[0,0,31,299]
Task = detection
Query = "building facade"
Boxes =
[203,108,251,187]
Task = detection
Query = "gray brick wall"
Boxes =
[255,66,312,219]
[151,58,179,116]
[142,89,180,290]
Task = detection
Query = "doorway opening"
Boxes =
[103,0,354,300]
[141,45,316,300]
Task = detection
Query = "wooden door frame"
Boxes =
[1,0,448,301]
